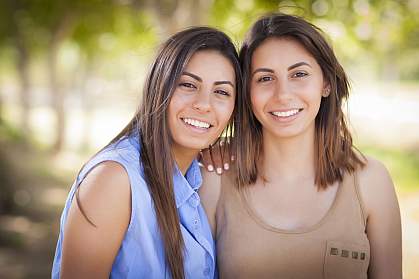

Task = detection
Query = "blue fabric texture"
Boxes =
[52,135,215,278]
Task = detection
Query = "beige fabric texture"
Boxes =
[216,170,370,279]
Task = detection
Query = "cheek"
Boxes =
[214,99,235,125]
[307,90,323,110]
[169,92,191,115]
[167,94,186,130]
[167,98,178,123]
[250,88,265,115]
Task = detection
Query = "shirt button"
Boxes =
[189,193,200,207]
[193,219,199,229]
[203,267,210,276]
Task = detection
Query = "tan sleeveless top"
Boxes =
[216,170,370,279]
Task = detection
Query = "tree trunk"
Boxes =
[7,0,31,137]
[77,57,94,151]
[16,36,31,137]
[0,83,3,123]
[146,0,213,39]
[48,13,76,152]
[48,43,65,152]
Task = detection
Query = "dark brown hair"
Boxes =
[77,27,241,278]
[236,13,364,189]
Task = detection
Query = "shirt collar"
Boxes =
[129,132,202,208]
[173,159,202,208]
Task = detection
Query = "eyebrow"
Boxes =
[251,68,274,76]
[182,71,234,88]
[288,61,311,70]
[214,81,235,88]
[182,71,202,82]
[251,62,312,77]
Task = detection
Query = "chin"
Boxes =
[266,128,303,139]
[178,138,213,151]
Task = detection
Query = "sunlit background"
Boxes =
[0,0,418,278]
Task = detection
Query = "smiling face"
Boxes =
[168,49,236,157]
[250,37,329,141]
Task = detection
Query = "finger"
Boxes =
[200,148,214,172]
[219,139,229,170]
[209,144,223,175]
[229,139,235,162]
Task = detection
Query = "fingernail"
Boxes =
[216,167,222,174]
[231,155,235,161]
[208,165,214,172]
[224,163,229,170]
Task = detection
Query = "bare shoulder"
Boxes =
[76,160,132,227]
[199,165,236,207]
[357,155,398,216]
[358,156,392,184]
[356,156,402,278]
[199,168,222,213]
[201,166,223,188]
[199,166,237,236]
[61,161,132,277]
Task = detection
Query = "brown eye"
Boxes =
[257,76,273,82]
[179,82,197,89]
[292,71,308,78]
[214,89,231,96]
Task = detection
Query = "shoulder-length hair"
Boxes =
[78,27,241,279]
[236,13,364,190]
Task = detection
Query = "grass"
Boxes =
[359,144,419,195]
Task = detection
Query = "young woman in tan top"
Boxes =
[200,13,402,279]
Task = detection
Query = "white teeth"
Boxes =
[271,109,300,117]
[182,118,210,129]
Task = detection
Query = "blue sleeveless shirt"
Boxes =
[52,135,216,278]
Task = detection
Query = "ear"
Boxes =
[322,85,331,97]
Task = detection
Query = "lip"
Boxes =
[180,117,213,134]
[268,108,303,122]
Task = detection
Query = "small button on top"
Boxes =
[189,193,200,208]
[191,217,200,230]
[203,267,210,276]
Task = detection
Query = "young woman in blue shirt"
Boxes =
[52,26,241,279]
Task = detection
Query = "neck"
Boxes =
[260,128,316,182]
[171,146,199,175]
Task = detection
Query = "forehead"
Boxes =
[184,50,235,80]
[251,37,317,68]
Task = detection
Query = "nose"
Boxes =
[274,79,292,101]
[192,87,211,112]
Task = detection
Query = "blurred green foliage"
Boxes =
[0,0,418,80]
[209,0,419,81]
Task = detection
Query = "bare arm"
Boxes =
[199,168,222,237]
[358,157,402,279]
[60,161,132,279]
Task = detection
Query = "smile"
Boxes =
[182,117,211,129]
[270,109,302,117]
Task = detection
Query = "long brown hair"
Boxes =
[236,13,365,190]
[78,27,241,279]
